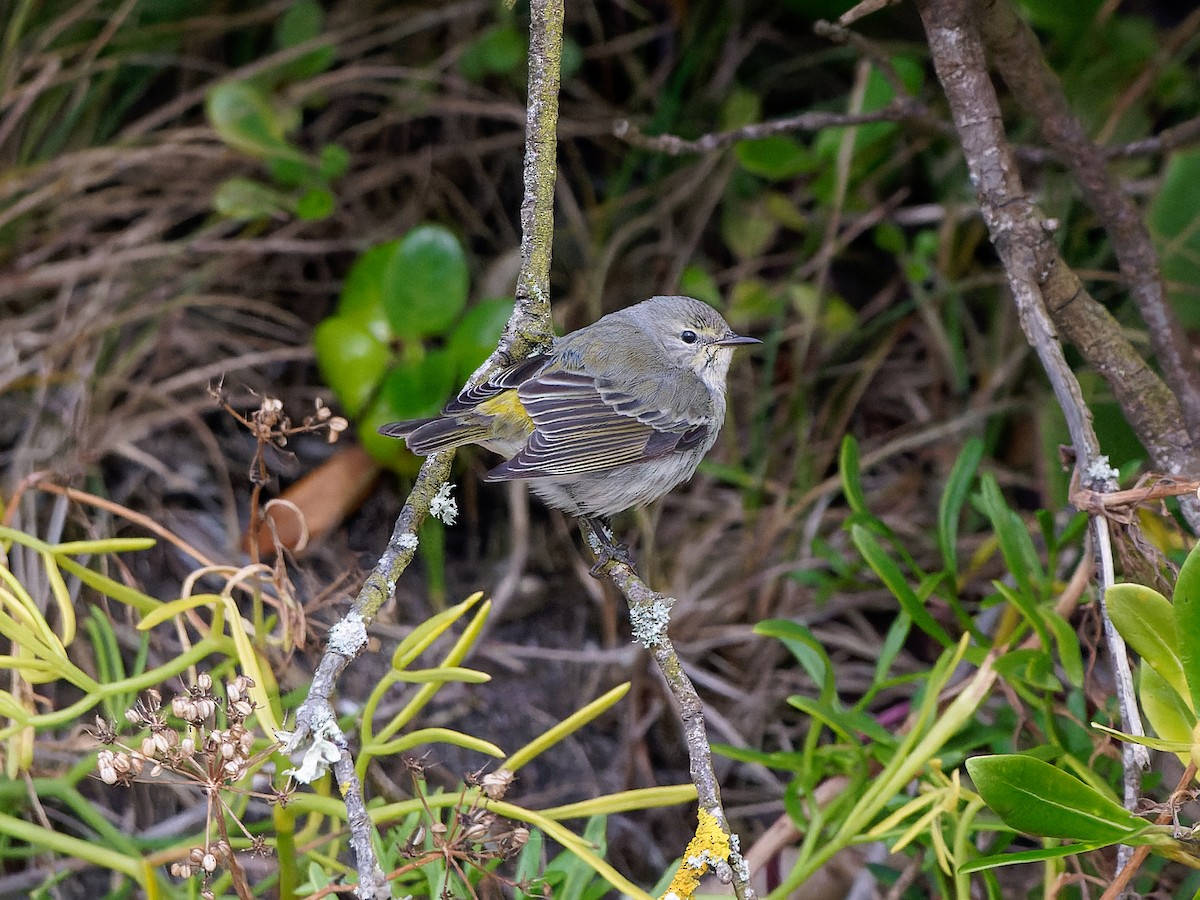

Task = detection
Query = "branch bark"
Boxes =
[912,0,1149,843]
[285,2,563,895]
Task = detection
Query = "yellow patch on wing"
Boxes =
[477,389,536,429]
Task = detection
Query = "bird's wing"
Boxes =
[484,368,711,480]
[440,354,550,415]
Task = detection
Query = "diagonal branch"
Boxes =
[911,0,1150,853]
[974,0,1200,443]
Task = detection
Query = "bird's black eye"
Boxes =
[680,329,698,344]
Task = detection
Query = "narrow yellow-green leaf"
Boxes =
[0,811,145,881]
[40,550,75,645]
[388,666,490,684]
[503,683,630,773]
[392,592,486,670]
[52,538,156,554]
[57,557,160,615]
[365,727,504,758]
[138,594,224,630]
[540,785,696,819]
[221,596,280,738]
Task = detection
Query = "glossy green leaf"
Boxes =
[1139,662,1196,765]
[967,754,1143,843]
[1174,538,1200,715]
[1107,582,1188,708]
[339,240,400,342]
[379,350,456,421]
[312,316,390,417]
[448,298,514,382]
[382,225,470,339]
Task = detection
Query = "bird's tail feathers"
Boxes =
[377,418,433,439]
[394,417,491,455]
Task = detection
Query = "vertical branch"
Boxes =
[912,0,1149,848]
[287,3,564,895]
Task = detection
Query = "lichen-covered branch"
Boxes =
[287,2,564,895]
[582,522,756,900]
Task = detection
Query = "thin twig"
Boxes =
[581,521,757,900]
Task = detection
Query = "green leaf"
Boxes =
[1138,662,1195,764]
[448,298,514,382]
[734,136,814,180]
[212,177,287,220]
[318,143,350,179]
[459,24,528,80]
[967,754,1144,843]
[679,265,722,308]
[937,437,983,575]
[270,0,336,81]
[756,619,835,702]
[839,436,869,516]
[959,840,1110,874]
[1106,582,1188,708]
[295,187,335,221]
[339,240,400,342]
[852,525,955,647]
[206,81,302,162]
[994,648,1060,691]
[973,475,1045,600]
[1174,538,1200,715]
[1150,149,1200,327]
[378,350,456,421]
[312,316,390,417]
[382,225,470,339]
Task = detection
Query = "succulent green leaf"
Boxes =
[339,240,400,343]
[448,298,514,382]
[312,316,390,417]
[1135,663,1194,765]
[1174,538,1200,715]
[379,350,456,421]
[382,226,470,339]
[206,81,301,161]
[1106,582,1189,709]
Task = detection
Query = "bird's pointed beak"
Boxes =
[716,332,762,347]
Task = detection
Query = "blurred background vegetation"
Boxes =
[2,0,1199,896]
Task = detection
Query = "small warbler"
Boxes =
[379,295,759,518]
